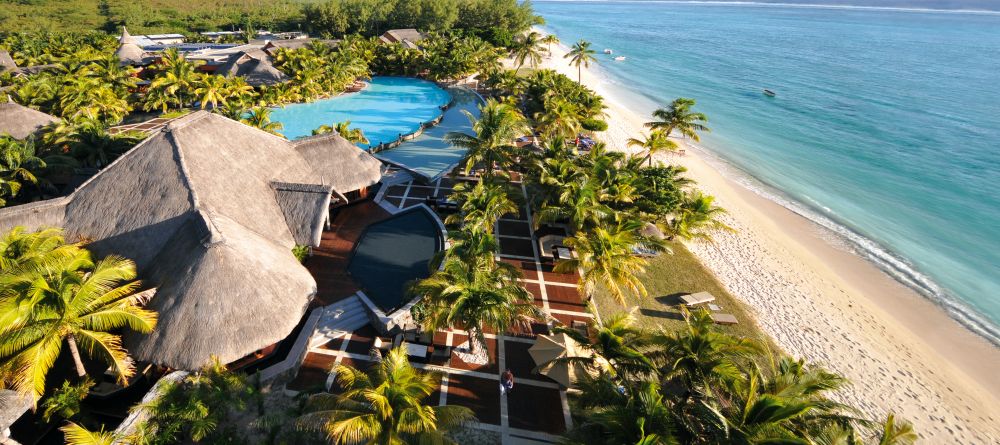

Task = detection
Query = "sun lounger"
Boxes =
[710,313,738,325]
[680,291,716,306]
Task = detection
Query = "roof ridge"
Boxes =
[164,122,202,212]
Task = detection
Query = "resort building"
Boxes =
[0,111,383,370]
[0,100,59,140]
[379,28,426,49]
[114,27,152,67]
[214,49,288,86]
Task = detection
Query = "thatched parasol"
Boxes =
[529,333,591,387]
[640,222,666,240]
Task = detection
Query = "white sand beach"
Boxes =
[537,33,1000,443]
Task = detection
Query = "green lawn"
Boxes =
[589,240,780,352]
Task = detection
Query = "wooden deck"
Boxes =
[306,201,391,307]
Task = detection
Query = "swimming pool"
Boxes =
[269,77,451,144]
[375,87,483,180]
[348,207,444,313]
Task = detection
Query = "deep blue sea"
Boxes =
[535,1,1000,344]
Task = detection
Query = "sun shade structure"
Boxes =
[216,49,288,86]
[529,333,592,387]
[0,111,383,370]
[680,291,716,306]
[0,100,59,139]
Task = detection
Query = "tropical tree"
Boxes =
[565,39,597,84]
[667,191,734,242]
[549,308,656,379]
[242,106,284,137]
[411,252,538,357]
[55,120,143,168]
[193,74,230,109]
[541,34,560,56]
[42,378,94,422]
[312,120,369,144]
[645,97,710,142]
[0,252,157,402]
[143,48,200,111]
[512,31,544,73]
[555,218,658,305]
[132,357,253,443]
[876,413,917,445]
[446,99,528,178]
[60,422,124,445]
[564,378,677,445]
[444,179,519,233]
[627,130,679,167]
[296,347,474,444]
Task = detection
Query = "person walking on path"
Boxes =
[500,369,515,396]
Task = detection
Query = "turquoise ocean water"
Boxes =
[534,1,1000,344]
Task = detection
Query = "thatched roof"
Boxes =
[0,50,18,73]
[0,111,383,370]
[292,133,384,195]
[0,389,32,432]
[379,29,426,48]
[115,26,147,66]
[217,49,288,86]
[0,101,59,139]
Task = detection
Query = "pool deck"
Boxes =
[306,201,391,307]
[290,175,595,443]
[374,88,483,181]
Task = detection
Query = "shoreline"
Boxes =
[536,31,1000,442]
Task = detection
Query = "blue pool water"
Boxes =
[536,1,1000,344]
[270,76,451,145]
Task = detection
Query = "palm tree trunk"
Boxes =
[578,65,582,84]
[66,335,87,378]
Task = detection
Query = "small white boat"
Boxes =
[603,49,613,54]
[614,56,626,61]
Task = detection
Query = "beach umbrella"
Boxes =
[528,333,589,387]
[640,222,666,240]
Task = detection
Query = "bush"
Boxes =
[581,118,608,132]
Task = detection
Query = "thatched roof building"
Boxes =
[0,111,383,370]
[115,27,148,66]
[216,49,288,86]
[0,50,17,73]
[1,389,31,438]
[379,29,426,49]
[0,101,59,139]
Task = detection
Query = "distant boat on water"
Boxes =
[763,89,776,97]
[604,48,613,54]
[614,56,626,61]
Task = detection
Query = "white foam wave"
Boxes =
[689,144,1000,346]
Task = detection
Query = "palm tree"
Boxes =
[556,218,656,305]
[445,179,519,233]
[534,96,583,139]
[876,413,917,445]
[144,48,199,111]
[313,121,369,144]
[565,40,597,84]
[0,254,157,402]
[411,254,538,358]
[627,130,679,167]
[0,137,47,206]
[60,422,123,445]
[645,98,710,141]
[648,309,759,401]
[565,379,676,445]
[667,191,734,242]
[194,74,230,109]
[541,34,560,56]
[549,308,656,379]
[512,31,544,73]
[0,226,82,273]
[242,106,284,137]
[296,347,474,444]
[446,99,528,178]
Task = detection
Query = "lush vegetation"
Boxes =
[0,227,156,403]
[557,309,917,445]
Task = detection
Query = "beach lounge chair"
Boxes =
[680,291,716,306]
[711,313,739,325]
